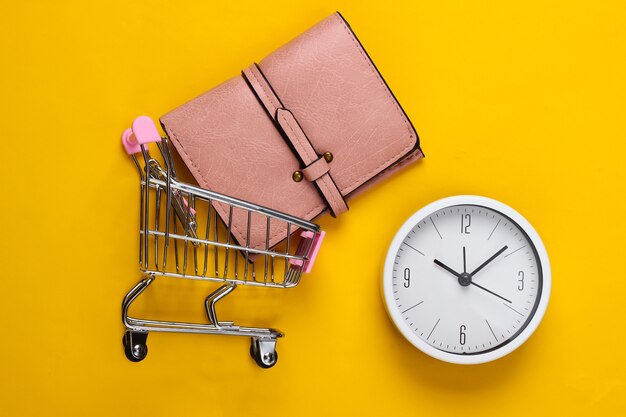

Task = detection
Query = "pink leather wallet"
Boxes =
[161,12,423,249]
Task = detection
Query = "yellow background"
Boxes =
[1,0,625,415]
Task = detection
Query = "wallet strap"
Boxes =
[242,63,348,217]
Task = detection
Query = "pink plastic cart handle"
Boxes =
[181,195,197,216]
[290,230,325,273]
[121,128,142,155]
[121,116,162,155]
[131,116,161,145]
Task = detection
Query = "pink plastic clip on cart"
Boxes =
[120,116,325,368]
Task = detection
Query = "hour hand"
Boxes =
[433,259,462,278]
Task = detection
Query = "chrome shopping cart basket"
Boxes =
[120,116,325,368]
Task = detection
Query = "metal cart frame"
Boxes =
[121,116,324,368]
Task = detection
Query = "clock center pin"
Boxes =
[458,272,472,287]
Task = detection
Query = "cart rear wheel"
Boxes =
[250,338,278,369]
[123,331,148,362]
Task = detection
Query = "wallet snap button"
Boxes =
[323,151,333,163]
[292,171,304,182]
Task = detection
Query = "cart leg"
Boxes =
[204,283,236,327]
[250,337,278,368]
[122,275,155,329]
[122,277,282,368]
[121,276,154,362]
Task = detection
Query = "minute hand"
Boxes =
[469,245,508,277]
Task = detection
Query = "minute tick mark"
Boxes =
[485,319,498,342]
[504,245,527,258]
[401,301,424,314]
[503,302,525,317]
[427,318,441,340]
[402,242,425,256]
[487,218,501,240]
[430,217,443,239]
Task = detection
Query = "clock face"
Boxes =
[383,196,551,364]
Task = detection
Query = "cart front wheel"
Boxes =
[123,331,148,362]
[250,337,278,369]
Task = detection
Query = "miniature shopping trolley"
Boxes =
[120,116,325,368]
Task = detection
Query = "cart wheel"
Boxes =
[123,331,148,362]
[250,337,278,369]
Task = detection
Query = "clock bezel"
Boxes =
[383,195,551,365]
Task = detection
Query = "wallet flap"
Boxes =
[161,12,422,249]
[258,12,420,196]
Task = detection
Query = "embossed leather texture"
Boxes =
[161,12,423,249]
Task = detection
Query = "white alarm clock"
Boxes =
[383,195,551,364]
